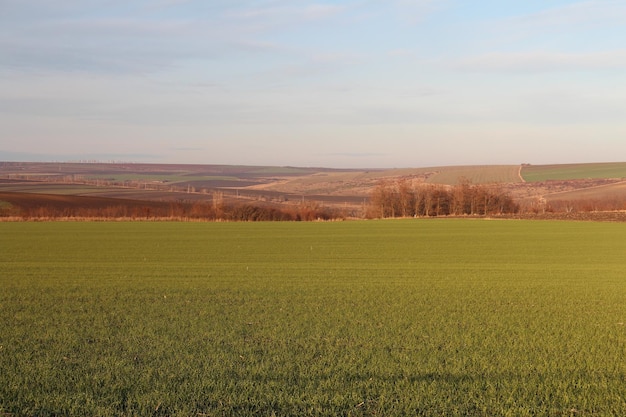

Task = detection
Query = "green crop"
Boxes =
[1,220,626,416]
[521,162,626,182]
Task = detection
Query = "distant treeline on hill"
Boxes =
[368,179,519,218]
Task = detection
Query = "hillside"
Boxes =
[0,162,524,207]
[2,161,626,218]
[521,162,626,182]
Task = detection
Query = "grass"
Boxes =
[425,165,523,185]
[1,220,626,416]
[521,162,626,182]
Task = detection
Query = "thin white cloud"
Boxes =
[393,0,446,11]
[224,3,346,22]
[498,0,626,32]
[1,0,143,19]
[510,89,626,125]
[1,12,249,74]
[391,0,450,23]
[302,3,347,20]
[3,0,626,168]
[150,0,195,8]
[454,50,626,73]
[310,52,362,65]
[387,48,414,57]
[250,52,364,82]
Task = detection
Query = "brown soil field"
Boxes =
[542,180,626,202]
[0,191,176,218]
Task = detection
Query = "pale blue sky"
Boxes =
[2,0,626,168]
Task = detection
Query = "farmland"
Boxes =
[521,162,626,182]
[2,220,626,416]
[0,162,525,200]
[424,165,522,185]
[4,161,626,219]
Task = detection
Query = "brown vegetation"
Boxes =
[367,178,519,218]
[4,162,626,221]
[0,192,342,221]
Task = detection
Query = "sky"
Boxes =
[2,0,626,168]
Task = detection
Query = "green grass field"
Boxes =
[521,162,626,182]
[1,220,626,416]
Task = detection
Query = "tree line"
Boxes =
[367,178,519,218]
[0,194,342,221]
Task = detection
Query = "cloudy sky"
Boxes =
[2,0,626,168]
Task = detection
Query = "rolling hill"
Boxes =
[2,161,626,219]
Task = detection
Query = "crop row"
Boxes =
[1,220,626,416]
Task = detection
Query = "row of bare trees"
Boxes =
[368,178,519,218]
[540,197,626,214]
[1,198,342,221]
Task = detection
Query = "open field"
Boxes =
[5,161,626,217]
[424,165,523,185]
[0,162,358,195]
[544,181,626,203]
[521,163,626,182]
[0,175,367,220]
[0,162,527,218]
[0,191,177,219]
[0,162,524,197]
[2,220,626,416]
[241,165,524,196]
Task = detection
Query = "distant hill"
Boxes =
[2,161,626,218]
